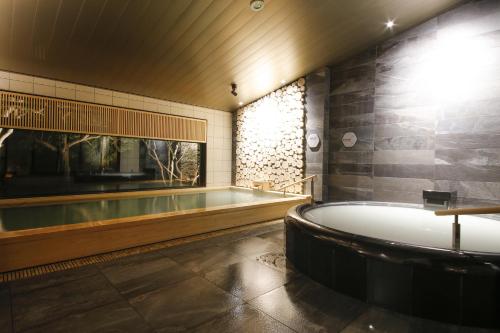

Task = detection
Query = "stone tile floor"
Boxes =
[0,222,497,332]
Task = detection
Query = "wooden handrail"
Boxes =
[277,175,317,203]
[434,205,500,252]
[277,175,316,191]
[435,206,500,216]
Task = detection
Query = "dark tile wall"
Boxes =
[329,49,376,202]
[305,68,330,201]
[328,0,500,206]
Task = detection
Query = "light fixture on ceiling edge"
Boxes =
[231,83,238,96]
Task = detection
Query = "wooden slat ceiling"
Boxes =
[0,0,461,112]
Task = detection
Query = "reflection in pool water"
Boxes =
[0,188,285,232]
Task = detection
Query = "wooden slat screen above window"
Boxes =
[0,91,207,143]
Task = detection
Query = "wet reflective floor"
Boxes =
[0,222,495,332]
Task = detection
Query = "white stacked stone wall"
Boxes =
[235,79,305,193]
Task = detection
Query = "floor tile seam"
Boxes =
[12,298,122,333]
[193,272,250,308]
[245,298,305,333]
[215,240,284,259]
[122,273,244,313]
[242,274,302,304]
[159,246,235,274]
[9,268,102,297]
[178,303,243,332]
[97,259,195,293]
[175,255,248,278]
[155,223,283,256]
[96,267,157,333]
[244,301,300,333]
[159,235,262,259]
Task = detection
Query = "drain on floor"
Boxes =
[256,252,290,272]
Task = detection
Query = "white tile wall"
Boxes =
[0,70,232,187]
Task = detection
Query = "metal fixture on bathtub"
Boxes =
[435,205,500,251]
[278,175,317,203]
[251,180,270,191]
[423,190,456,209]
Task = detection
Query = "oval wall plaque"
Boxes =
[342,132,357,148]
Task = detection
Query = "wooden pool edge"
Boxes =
[0,192,309,272]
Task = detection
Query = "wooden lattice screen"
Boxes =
[0,91,207,143]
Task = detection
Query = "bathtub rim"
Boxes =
[0,185,296,209]
[0,186,307,238]
[0,188,310,272]
[287,201,500,258]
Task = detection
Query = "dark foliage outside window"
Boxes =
[0,128,204,198]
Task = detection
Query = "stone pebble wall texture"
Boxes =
[235,79,306,193]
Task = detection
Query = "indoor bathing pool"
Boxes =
[0,187,308,273]
[0,187,292,232]
[285,202,500,328]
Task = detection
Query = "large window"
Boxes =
[0,128,205,198]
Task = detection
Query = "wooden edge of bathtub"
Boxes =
[0,186,232,208]
[0,195,309,272]
[0,195,308,241]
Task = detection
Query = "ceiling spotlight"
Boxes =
[280,79,286,84]
[385,19,395,29]
[250,0,265,12]
[238,101,243,106]
[231,83,238,96]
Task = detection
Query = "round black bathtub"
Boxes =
[285,202,500,328]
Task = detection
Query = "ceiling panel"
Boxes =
[0,0,462,111]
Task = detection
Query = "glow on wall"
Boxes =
[235,79,305,193]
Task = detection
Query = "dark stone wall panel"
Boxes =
[328,185,373,202]
[328,0,500,205]
[331,113,374,129]
[436,134,500,149]
[373,165,435,180]
[435,149,500,166]
[435,165,500,182]
[374,121,435,139]
[330,164,373,177]
[331,151,373,165]
[374,107,436,125]
[435,180,500,202]
[436,116,500,135]
[375,136,435,151]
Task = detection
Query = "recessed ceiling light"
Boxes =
[238,101,243,106]
[280,79,286,84]
[250,0,265,12]
[385,19,395,29]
